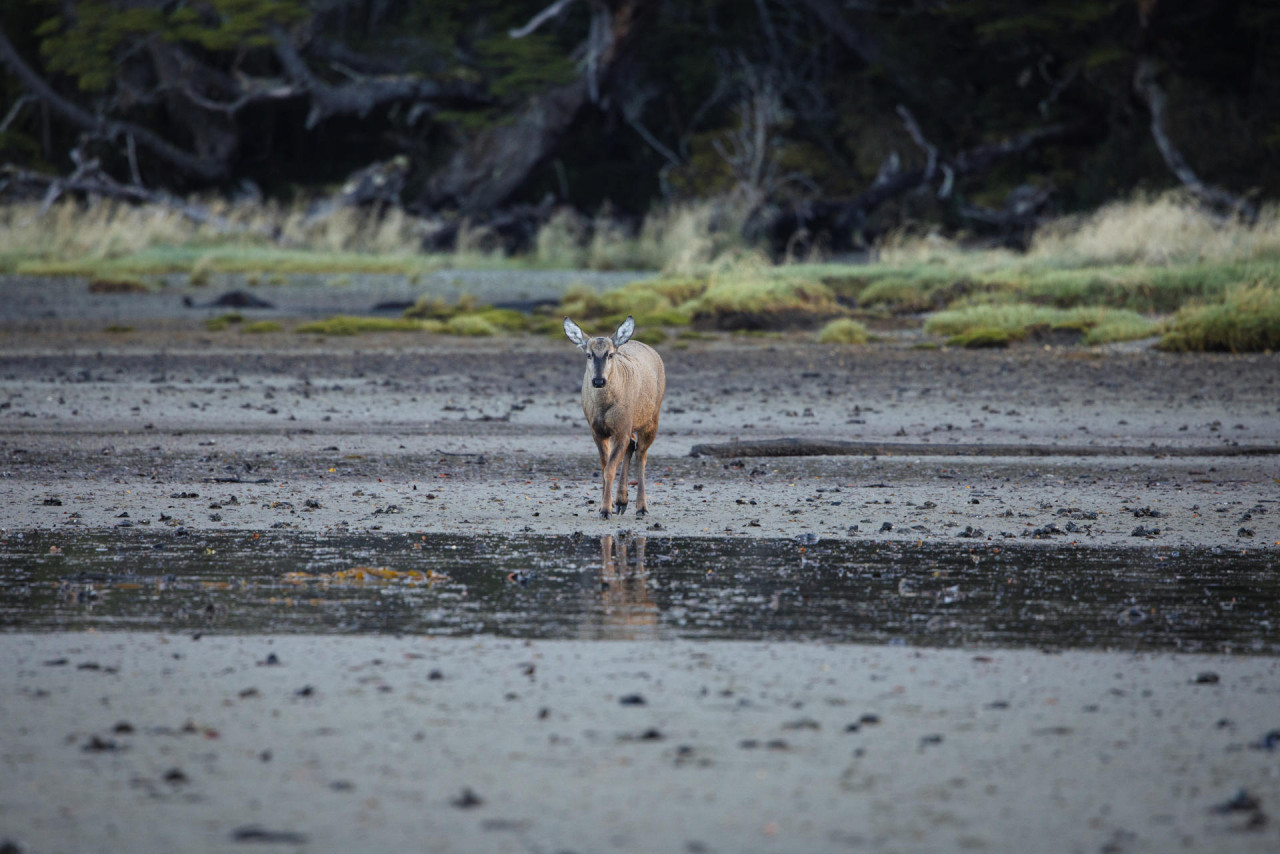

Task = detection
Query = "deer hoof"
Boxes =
[599,509,610,520]
[635,508,647,518]
[613,502,628,516]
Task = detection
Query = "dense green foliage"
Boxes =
[1,0,1277,231]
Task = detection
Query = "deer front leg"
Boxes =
[595,434,613,519]
[614,433,637,515]
[602,432,629,519]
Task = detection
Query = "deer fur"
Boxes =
[563,315,666,519]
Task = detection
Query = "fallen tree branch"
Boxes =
[1134,60,1256,222]
[0,25,228,181]
[689,438,1280,459]
[510,0,577,38]
[269,28,489,129]
[758,121,1077,251]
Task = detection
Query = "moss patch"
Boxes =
[443,315,500,336]
[295,315,434,335]
[204,313,244,331]
[816,318,870,344]
[1159,284,1280,352]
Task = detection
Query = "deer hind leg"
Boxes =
[614,433,638,515]
[633,426,657,517]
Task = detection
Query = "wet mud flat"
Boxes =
[1,331,1278,548]
[3,632,1279,854]
[2,295,1280,852]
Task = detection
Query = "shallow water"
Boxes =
[1,530,1276,652]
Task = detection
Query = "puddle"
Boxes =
[1,531,1277,652]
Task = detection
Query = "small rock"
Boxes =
[1212,789,1260,814]
[452,788,484,809]
[781,718,821,731]
[1194,671,1220,684]
[1251,730,1280,751]
[83,735,119,752]
[230,827,307,845]
[619,693,646,706]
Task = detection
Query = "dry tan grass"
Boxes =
[0,197,437,268]
[1029,193,1280,266]
[0,200,216,261]
[872,194,1280,270]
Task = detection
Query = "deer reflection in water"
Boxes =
[595,533,659,640]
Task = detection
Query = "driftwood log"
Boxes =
[688,438,1280,459]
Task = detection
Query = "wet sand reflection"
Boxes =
[593,533,659,640]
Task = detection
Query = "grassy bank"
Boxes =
[3,194,1278,351]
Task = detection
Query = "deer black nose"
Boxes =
[592,377,606,388]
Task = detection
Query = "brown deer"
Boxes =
[563,315,666,518]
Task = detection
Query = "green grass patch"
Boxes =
[1015,263,1265,312]
[103,324,135,334]
[471,308,529,331]
[204,313,244,331]
[816,318,870,344]
[404,295,478,320]
[402,297,529,335]
[857,277,938,313]
[1082,314,1161,345]
[795,256,1279,319]
[559,278,700,330]
[241,321,283,334]
[1159,284,1280,352]
[926,303,1157,346]
[295,315,436,335]
[630,328,668,346]
[443,315,500,336]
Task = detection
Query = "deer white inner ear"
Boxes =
[564,317,588,350]
[613,316,635,346]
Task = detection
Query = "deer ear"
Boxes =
[612,315,635,347]
[563,317,588,350]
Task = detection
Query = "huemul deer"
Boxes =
[563,315,666,519]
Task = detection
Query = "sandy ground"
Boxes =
[1,277,1279,853]
[3,632,1279,854]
